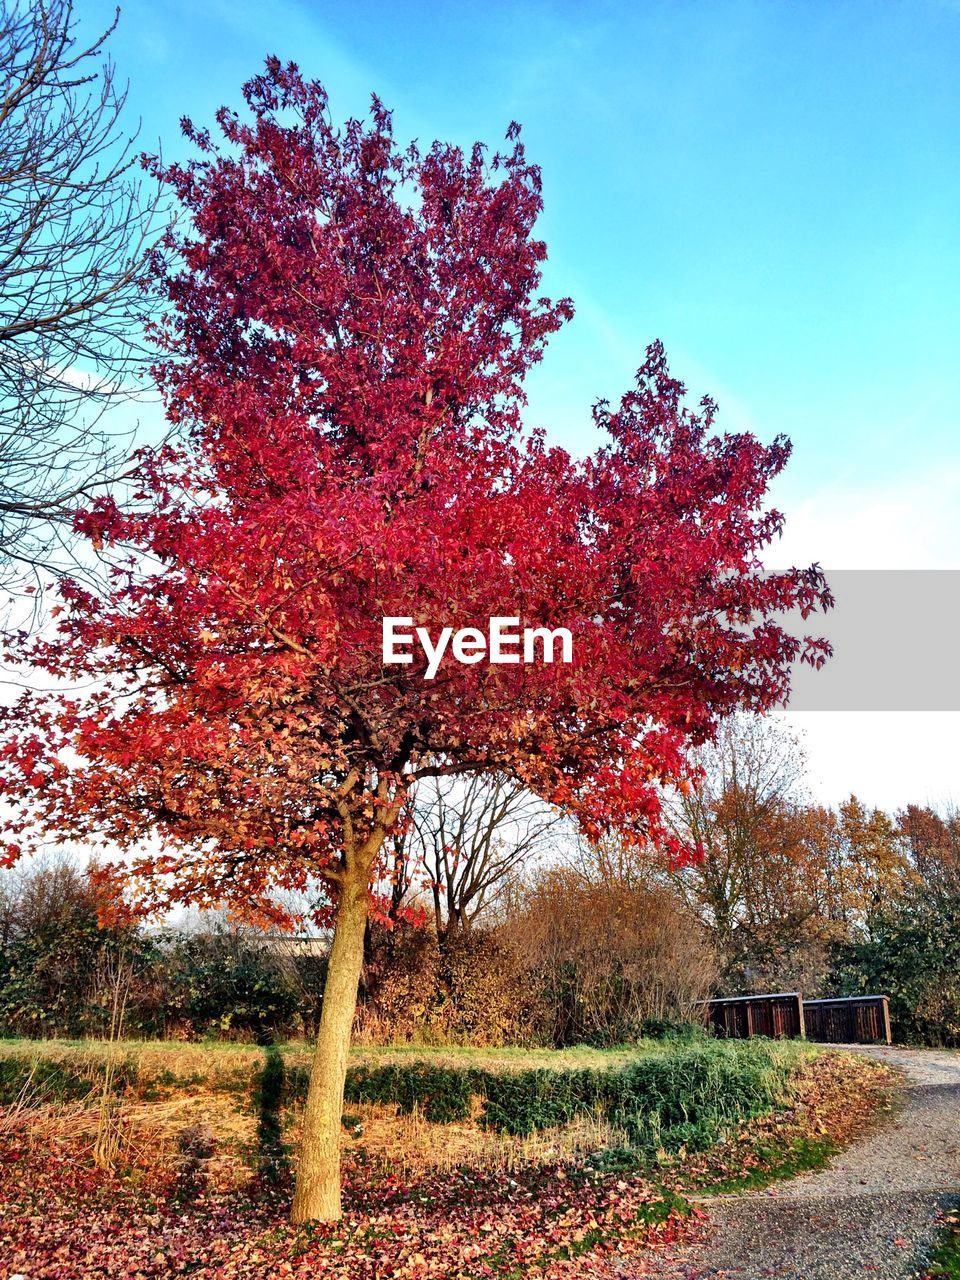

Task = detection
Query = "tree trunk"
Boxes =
[291,868,370,1223]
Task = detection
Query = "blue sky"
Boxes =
[85,0,960,802]
[101,0,960,508]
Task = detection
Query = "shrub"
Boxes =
[354,922,543,1047]
[435,929,540,1046]
[0,1051,140,1105]
[507,871,716,1047]
[830,892,960,1046]
[164,928,309,1042]
[480,1067,599,1135]
[0,1055,95,1105]
[0,860,161,1039]
[340,1040,793,1155]
[355,921,440,1043]
[345,1062,477,1123]
[638,1018,709,1042]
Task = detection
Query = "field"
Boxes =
[0,1035,896,1279]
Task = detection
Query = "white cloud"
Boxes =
[771,467,960,570]
[768,466,960,810]
[779,710,959,811]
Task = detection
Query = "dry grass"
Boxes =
[334,1100,633,1176]
[0,1036,657,1077]
[3,1075,633,1184]
[0,1036,661,1183]
[8,1088,257,1189]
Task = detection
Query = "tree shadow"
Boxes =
[255,1044,291,1187]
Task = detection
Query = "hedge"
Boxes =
[340,1040,794,1154]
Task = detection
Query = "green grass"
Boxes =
[923,1213,960,1279]
[342,1038,812,1144]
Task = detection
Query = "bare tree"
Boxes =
[407,772,560,934]
[0,0,160,578]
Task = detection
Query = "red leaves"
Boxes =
[0,1140,691,1280]
[0,66,830,920]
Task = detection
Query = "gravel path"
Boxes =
[641,1046,960,1279]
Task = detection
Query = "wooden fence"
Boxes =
[802,996,892,1045]
[702,992,892,1044]
[703,992,805,1040]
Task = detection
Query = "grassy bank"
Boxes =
[0,1034,815,1160]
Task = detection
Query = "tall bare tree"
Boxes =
[663,715,807,942]
[407,773,560,934]
[513,864,716,1045]
[0,0,159,578]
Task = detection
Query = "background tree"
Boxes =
[665,718,915,991]
[829,803,960,1045]
[0,65,829,1221]
[0,857,154,1037]
[407,772,559,935]
[832,890,960,1046]
[819,796,913,933]
[0,0,159,577]
[665,717,809,976]
[899,803,960,899]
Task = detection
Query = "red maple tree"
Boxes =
[0,62,829,1221]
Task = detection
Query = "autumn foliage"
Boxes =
[0,61,829,1218]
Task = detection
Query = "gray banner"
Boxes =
[782,570,960,711]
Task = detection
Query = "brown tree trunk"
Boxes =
[291,866,370,1223]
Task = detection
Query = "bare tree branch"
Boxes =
[403,772,560,933]
[0,0,163,581]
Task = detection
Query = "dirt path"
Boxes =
[641,1046,960,1279]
